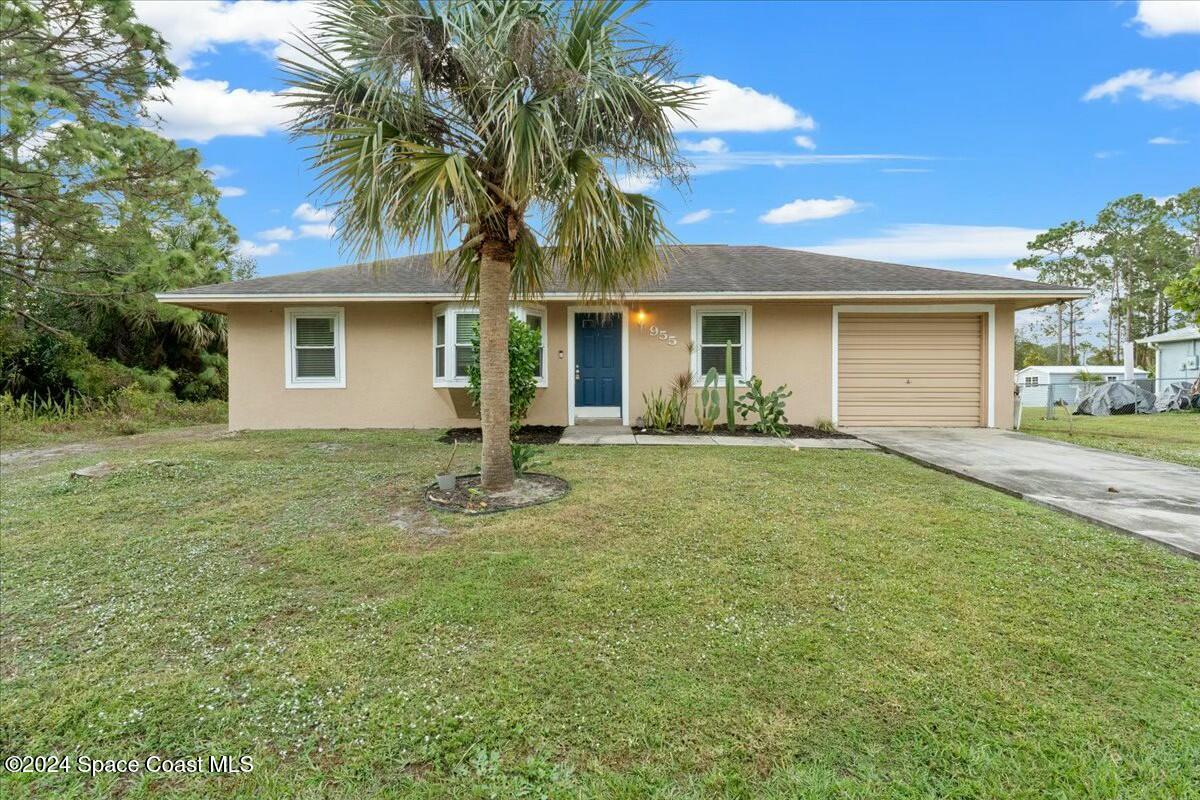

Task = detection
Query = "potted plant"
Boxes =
[436,440,459,492]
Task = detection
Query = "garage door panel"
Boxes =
[839,362,981,375]
[837,313,984,427]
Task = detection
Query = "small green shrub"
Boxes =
[814,417,837,433]
[641,389,672,431]
[467,317,542,431]
[511,443,548,475]
[735,377,793,437]
[641,387,686,431]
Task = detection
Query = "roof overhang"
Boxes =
[157,288,1090,312]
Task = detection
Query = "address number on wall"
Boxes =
[648,325,678,346]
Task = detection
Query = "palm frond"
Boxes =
[280,0,703,299]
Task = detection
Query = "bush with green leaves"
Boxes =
[641,387,686,432]
[735,377,793,437]
[510,443,548,476]
[467,317,542,431]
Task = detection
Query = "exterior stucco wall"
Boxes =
[993,301,1015,428]
[227,302,568,430]
[227,298,1017,431]
[624,301,834,426]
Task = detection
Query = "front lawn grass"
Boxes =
[1020,407,1200,468]
[2,431,1197,798]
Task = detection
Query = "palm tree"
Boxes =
[283,0,699,490]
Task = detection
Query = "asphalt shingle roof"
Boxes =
[166,245,1081,297]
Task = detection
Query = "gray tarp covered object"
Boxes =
[1074,381,1156,416]
[1153,381,1197,413]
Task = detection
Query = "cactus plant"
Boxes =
[694,367,720,432]
[725,340,737,433]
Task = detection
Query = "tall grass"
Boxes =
[0,391,115,421]
[0,389,227,449]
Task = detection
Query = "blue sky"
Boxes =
[135,0,1197,284]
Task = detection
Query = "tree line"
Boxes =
[1015,188,1200,369]
[1,0,249,404]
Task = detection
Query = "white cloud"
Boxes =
[236,240,279,258]
[1094,150,1120,159]
[145,76,289,142]
[217,185,246,197]
[293,203,335,223]
[204,164,234,179]
[259,226,295,241]
[673,76,815,132]
[298,223,337,240]
[679,209,713,225]
[1134,1,1200,36]
[678,137,728,154]
[802,224,1045,262]
[613,173,658,193]
[133,0,319,70]
[688,151,931,175]
[1083,69,1200,105]
[759,197,860,225]
[793,135,816,150]
[16,119,68,160]
[1148,135,1186,144]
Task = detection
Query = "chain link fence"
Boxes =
[1017,375,1200,423]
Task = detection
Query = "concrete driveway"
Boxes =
[844,427,1200,559]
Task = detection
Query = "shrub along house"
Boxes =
[157,245,1087,430]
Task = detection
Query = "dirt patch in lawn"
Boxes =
[438,426,564,445]
[1,424,228,471]
[425,473,569,514]
[633,424,855,439]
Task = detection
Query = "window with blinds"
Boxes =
[454,313,478,378]
[434,314,446,379]
[286,308,343,388]
[697,311,745,377]
[432,305,547,386]
[526,313,544,378]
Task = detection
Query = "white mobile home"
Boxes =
[1015,365,1149,408]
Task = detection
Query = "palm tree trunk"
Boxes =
[479,240,515,491]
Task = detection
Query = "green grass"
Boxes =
[1020,407,1200,468]
[2,430,1197,798]
[0,399,227,450]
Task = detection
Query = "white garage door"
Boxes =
[838,313,985,427]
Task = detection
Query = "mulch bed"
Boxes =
[425,473,569,515]
[438,426,564,445]
[632,424,856,439]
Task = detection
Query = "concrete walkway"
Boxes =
[559,422,876,450]
[844,427,1200,559]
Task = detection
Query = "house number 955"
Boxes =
[648,325,678,346]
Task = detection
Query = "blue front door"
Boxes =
[575,313,621,408]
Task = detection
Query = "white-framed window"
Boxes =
[433,303,547,388]
[691,306,751,386]
[1024,376,1039,387]
[523,310,545,381]
[284,307,345,389]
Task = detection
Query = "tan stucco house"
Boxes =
[157,245,1087,431]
